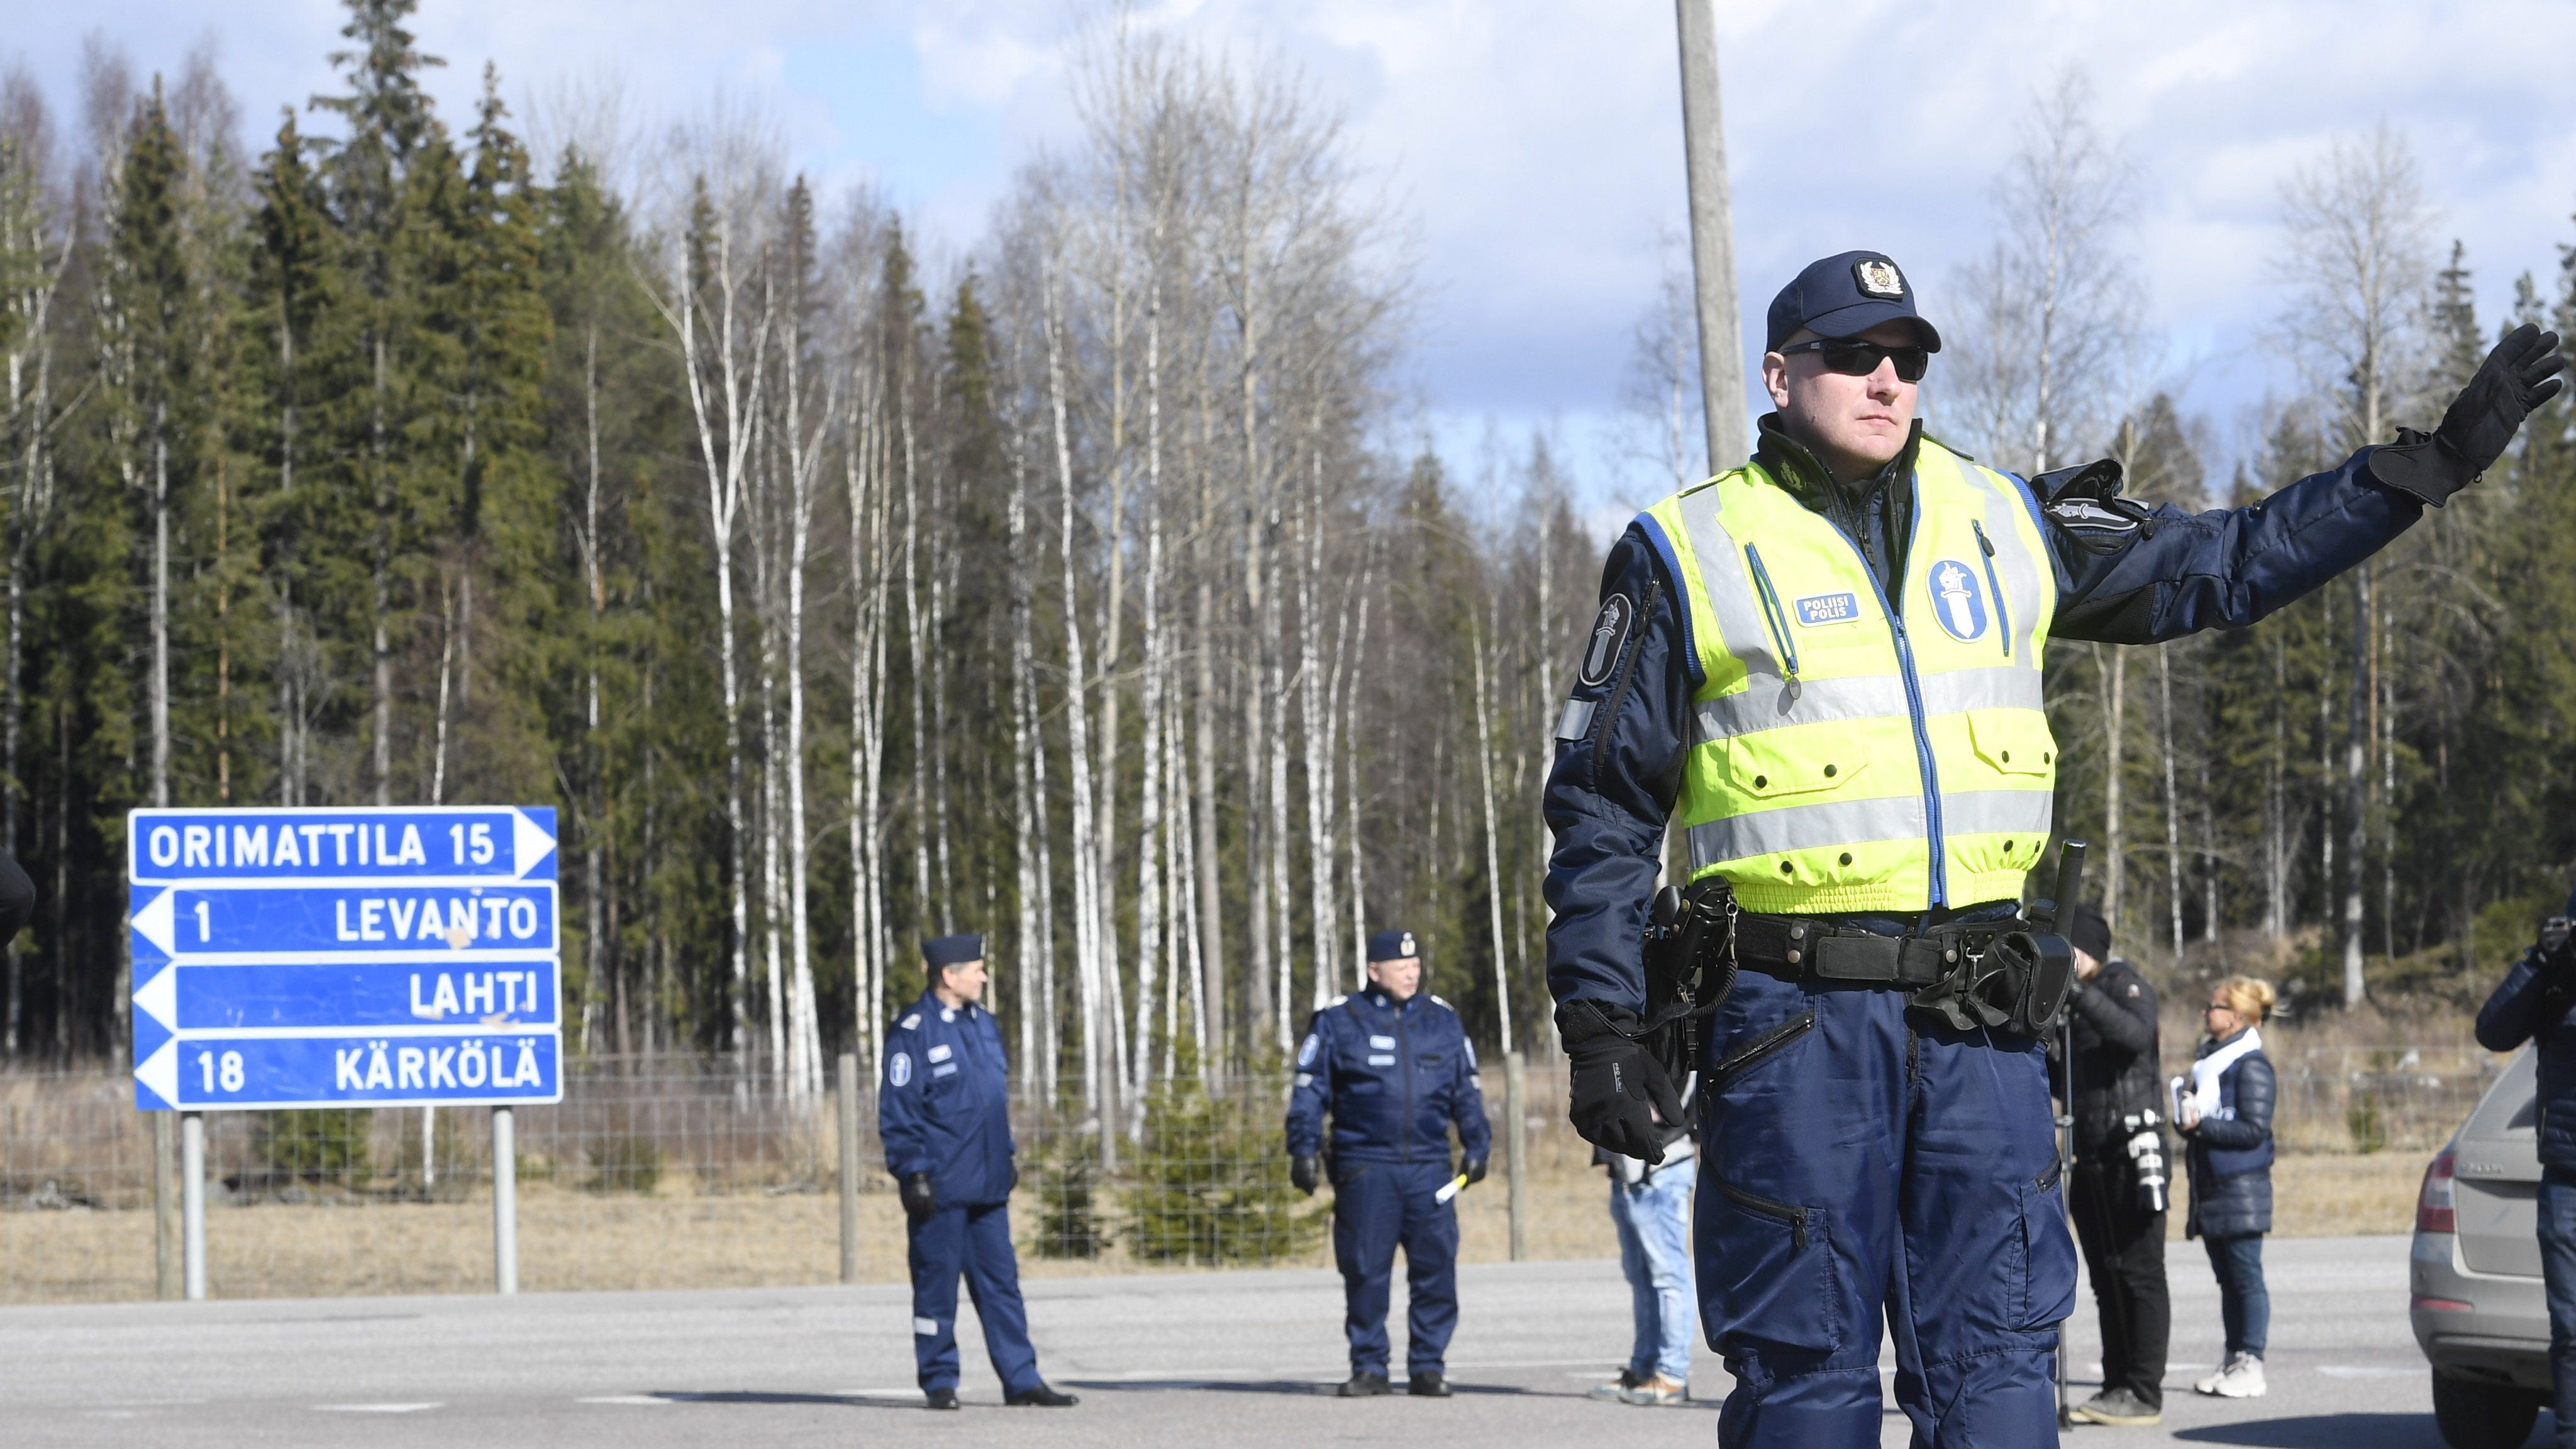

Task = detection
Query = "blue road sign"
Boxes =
[130,808,557,883]
[128,883,558,959]
[138,1030,561,1110]
[130,807,564,1111]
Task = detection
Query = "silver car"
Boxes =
[2412,1045,2554,1447]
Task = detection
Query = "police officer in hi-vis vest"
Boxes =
[1543,250,2563,1446]
[880,933,1077,1411]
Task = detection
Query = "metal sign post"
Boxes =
[128,807,563,1299]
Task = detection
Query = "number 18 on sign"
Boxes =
[128,807,563,1111]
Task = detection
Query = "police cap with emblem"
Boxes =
[922,933,985,973]
[1766,250,1942,353]
[1366,929,1419,963]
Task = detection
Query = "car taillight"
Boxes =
[2417,1146,2457,1235]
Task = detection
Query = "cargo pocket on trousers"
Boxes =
[1707,1169,1841,1359]
[2015,1158,2079,1331]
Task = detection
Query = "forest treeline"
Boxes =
[3,13,2572,1106]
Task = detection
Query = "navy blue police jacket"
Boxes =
[879,992,1016,1208]
[1285,987,1494,1167]
[1546,415,2428,1015]
[2477,935,2576,1171]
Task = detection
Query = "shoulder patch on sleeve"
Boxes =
[887,1052,913,1087]
[1577,593,1635,688]
[1297,1033,1321,1068]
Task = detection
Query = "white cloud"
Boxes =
[17,0,2576,501]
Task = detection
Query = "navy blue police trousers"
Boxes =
[908,1201,1039,1395]
[1701,970,2077,1447]
[1332,1158,1460,1376]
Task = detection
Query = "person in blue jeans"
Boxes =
[1591,1080,1697,1407]
[2474,886,2576,1444]
[2179,975,2276,1400]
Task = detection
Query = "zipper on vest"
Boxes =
[1742,545,1801,680]
[1972,519,2011,659]
[1821,514,1946,906]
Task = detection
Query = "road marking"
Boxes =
[313,1402,441,1413]
[2318,1365,2420,1379]
[577,1395,675,1406]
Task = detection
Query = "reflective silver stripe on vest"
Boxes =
[1694,675,1907,741]
[1968,456,2051,653]
[1915,664,2045,718]
[1672,486,1789,686]
[1942,787,2056,838]
[1688,793,1928,868]
[1695,665,2042,742]
[1687,787,2050,869]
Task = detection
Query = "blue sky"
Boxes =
[19,0,2576,532]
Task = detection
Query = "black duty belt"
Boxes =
[1732,914,2001,988]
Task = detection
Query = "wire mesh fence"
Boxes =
[0,1038,2508,1306]
[0,1055,1602,1305]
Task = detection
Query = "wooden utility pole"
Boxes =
[1675,0,1747,475]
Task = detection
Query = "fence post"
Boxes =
[838,1052,862,1285]
[179,1111,206,1301]
[152,1112,179,1299]
[492,1106,518,1295]
[1504,1052,1528,1262]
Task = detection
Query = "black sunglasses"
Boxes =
[1779,337,1929,384]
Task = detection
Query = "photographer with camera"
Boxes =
[2475,885,2576,1445]
[2050,905,2170,1427]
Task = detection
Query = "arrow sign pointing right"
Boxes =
[513,809,555,880]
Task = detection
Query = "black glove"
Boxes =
[1290,1155,1320,1196]
[899,1172,938,1222]
[1557,999,1687,1164]
[2540,916,2576,987]
[2372,323,2566,504]
[1462,1157,1487,1187]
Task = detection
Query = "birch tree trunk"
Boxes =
[1043,253,1107,1135]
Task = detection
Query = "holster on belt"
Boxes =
[1729,915,2075,1037]
[1639,877,1737,1126]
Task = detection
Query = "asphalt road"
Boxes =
[0,1234,2508,1446]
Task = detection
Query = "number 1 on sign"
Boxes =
[196,1050,244,1094]
[193,899,209,943]
[448,822,494,865]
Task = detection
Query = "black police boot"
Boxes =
[1336,1371,1392,1397]
[1408,1372,1451,1397]
[1004,1381,1078,1407]
[924,1387,960,1411]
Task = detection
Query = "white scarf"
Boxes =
[2186,1026,2262,1123]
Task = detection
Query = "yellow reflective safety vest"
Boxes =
[1641,436,2058,914]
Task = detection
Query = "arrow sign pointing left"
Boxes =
[131,888,175,957]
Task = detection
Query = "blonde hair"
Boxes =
[2213,976,2275,1026]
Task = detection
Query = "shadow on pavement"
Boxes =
[2170,1413,2440,1446]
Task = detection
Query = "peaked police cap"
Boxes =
[1366,929,1418,962]
[1766,249,1943,352]
[921,933,985,969]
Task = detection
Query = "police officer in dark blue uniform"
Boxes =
[880,933,1077,1411]
[1287,928,1493,1399]
[1546,250,2565,1446]
[2476,886,2576,1443]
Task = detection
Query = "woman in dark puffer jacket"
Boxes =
[2180,975,2277,1401]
